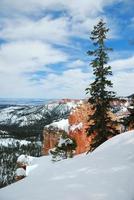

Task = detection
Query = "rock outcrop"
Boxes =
[68,102,92,154]
[15,155,34,181]
[42,127,65,155]
[42,99,130,155]
[42,101,93,155]
[15,155,28,181]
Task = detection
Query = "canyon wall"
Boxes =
[42,127,64,155]
[68,102,93,154]
[42,99,130,155]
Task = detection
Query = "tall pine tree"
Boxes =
[86,19,119,151]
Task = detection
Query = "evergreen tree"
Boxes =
[86,19,119,151]
[50,132,77,162]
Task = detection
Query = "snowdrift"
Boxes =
[1,130,134,200]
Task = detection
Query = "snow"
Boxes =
[0,138,30,147]
[26,164,38,176]
[46,119,69,133]
[0,130,8,134]
[129,106,134,109]
[1,130,134,200]
[121,106,128,112]
[0,100,78,127]
[16,155,37,176]
[17,155,34,166]
[58,136,73,147]
[70,122,83,131]
[15,168,26,177]
[66,101,78,109]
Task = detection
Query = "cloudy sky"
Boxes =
[0,0,134,99]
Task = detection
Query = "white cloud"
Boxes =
[0,0,54,14]
[110,55,134,71]
[39,68,91,98]
[67,59,86,68]
[0,0,120,40]
[0,68,91,98]
[110,54,134,96]
[0,0,131,98]
[0,41,68,74]
[112,71,134,96]
[0,16,69,45]
[0,39,70,98]
[0,0,118,17]
[1,53,134,98]
[0,72,34,98]
[109,50,134,61]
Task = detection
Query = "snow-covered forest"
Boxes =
[0,138,41,188]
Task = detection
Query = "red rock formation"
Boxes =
[42,100,129,156]
[68,102,92,154]
[42,101,93,155]
[42,127,65,155]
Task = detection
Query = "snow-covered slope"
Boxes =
[45,119,69,132]
[0,101,79,127]
[1,130,134,200]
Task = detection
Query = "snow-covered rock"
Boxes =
[15,168,26,177]
[46,119,69,133]
[70,122,83,132]
[1,130,134,200]
[17,155,33,166]
[16,155,36,176]
[58,136,73,147]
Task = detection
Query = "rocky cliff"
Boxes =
[42,127,65,155]
[42,101,93,155]
[68,102,92,154]
[42,99,131,155]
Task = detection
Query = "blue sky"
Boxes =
[0,0,134,98]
